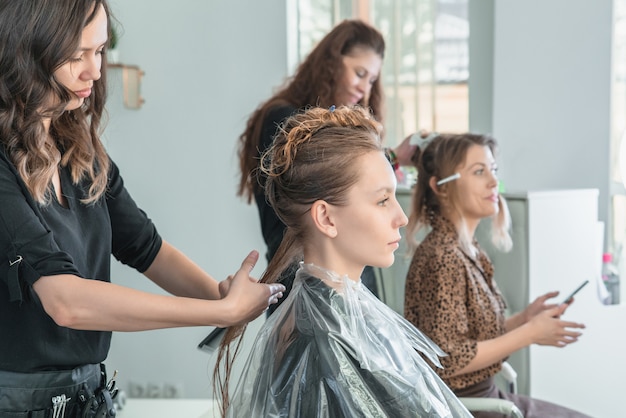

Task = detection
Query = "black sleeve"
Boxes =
[107,160,162,273]
[0,149,79,295]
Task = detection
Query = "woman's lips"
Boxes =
[74,88,92,98]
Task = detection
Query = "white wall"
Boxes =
[491,0,613,226]
[102,0,288,398]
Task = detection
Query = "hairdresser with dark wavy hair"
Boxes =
[0,1,284,416]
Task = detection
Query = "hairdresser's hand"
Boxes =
[221,250,285,326]
[522,291,560,323]
[527,304,585,347]
[394,133,419,167]
[218,275,234,299]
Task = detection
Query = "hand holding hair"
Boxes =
[221,250,286,326]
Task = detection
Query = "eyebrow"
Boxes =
[77,41,108,52]
[371,186,395,194]
[467,161,496,169]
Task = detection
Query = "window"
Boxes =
[289,0,469,148]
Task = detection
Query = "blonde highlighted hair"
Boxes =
[407,133,512,254]
[0,0,113,205]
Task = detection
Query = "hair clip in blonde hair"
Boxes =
[436,172,460,186]
[329,105,336,112]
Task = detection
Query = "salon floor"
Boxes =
[117,398,217,417]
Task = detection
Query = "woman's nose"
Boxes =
[488,171,498,188]
[81,55,102,81]
[357,77,370,93]
[394,201,408,228]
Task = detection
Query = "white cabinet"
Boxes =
[477,189,619,417]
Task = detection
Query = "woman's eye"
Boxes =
[378,197,390,206]
[475,169,484,175]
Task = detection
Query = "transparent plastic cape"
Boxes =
[226,263,472,417]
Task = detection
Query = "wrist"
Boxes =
[517,321,536,346]
[384,147,400,171]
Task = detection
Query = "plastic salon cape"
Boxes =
[227,263,472,417]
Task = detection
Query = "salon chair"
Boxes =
[457,361,523,418]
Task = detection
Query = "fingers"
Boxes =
[541,290,560,300]
[267,283,286,305]
[542,305,563,319]
[239,250,259,273]
[268,283,286,295]
[552,320,585,347]
[561,320,585,329]
[555,331,583,347]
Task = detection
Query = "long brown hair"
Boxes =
[236,19,386,203]
[215,106,383,416]
[407,133,512,253]
[0,0,113,204]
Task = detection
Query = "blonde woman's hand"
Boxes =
[522,291,560,322]
[221,250,285,326]
[527,304,585,347]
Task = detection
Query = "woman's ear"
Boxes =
[428,176,446,197]
[310,200,338,238]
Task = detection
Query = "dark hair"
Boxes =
[0,0,113,204]
[237,19,386,203]
[407,133,512,252]
[215,106,383,416]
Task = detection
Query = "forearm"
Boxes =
[33,274,237,331]
[504,311,527,332]
[143,240,221,299]
[453,325,533,376]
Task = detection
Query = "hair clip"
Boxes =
[410,131,439,150]
[329,105,336,112]
[436,172,460,186]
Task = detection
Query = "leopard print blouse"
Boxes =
[404,215,507,391]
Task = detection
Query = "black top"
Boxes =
[254,104,298,262]
[0,147,162,372]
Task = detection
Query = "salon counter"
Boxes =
[117,398,218,418]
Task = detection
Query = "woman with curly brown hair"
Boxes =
[0,1,284,416]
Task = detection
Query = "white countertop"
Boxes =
[116,398,219,418]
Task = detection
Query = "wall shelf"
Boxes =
[107,63,145,109]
